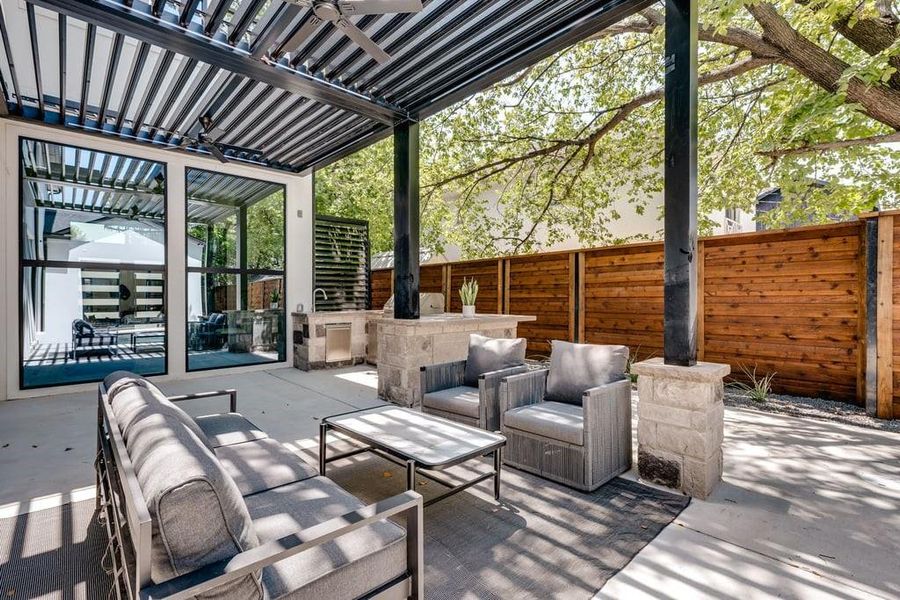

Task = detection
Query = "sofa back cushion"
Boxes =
[104,371,216,453]
[124,395,262,597]
[545,341,628,405]
[463,334,527,387]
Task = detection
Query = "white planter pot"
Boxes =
[462,305,476,318]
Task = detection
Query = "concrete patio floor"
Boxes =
[0,365,898,599]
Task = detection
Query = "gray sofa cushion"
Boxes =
[196,413,269,448]
[422,385,480,419]
[245,477,406,600]
[545,342,628,405]
[125,404,262,598]
[463,334,526,387]
[504,401,584,446]
[105,371,215,453]
[215,438,318,496]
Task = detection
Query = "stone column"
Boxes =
[631,358,729,500]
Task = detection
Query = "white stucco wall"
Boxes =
[1,120,313,400]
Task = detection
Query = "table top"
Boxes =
[324,406,506,468]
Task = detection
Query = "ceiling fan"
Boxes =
[171,115,264,164]
[283,0,424,64]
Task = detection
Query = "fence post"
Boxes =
[497,259,505,314]
[577,252,585,343]
[442,264,451,311]
[696,240,705,361]
[568,253,577,342]
[876,214,894,418]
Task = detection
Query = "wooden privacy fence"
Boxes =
[371,214,900,419]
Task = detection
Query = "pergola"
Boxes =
[0,0,699,366]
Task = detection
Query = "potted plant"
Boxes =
[270,288,281,309]
[459,278,478,317]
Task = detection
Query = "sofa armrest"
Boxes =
[139,490,425,600]
[420,360,466,395]
[500,369,548,415]
[167,389,238,413]
[479,365,529,431]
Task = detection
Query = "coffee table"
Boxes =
[320,406,506,507]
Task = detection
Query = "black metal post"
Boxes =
[663,0,698,366]
[393,122,420,320]
[238,206,248,310]
[865,218,879,416]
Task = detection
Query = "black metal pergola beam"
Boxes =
[393,122,420,320]
[663,0,699,366]
[29,0,407,125]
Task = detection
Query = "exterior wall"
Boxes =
[1,120,313,400]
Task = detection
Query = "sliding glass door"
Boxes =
[19,138,167,388]
[185,169,286,371]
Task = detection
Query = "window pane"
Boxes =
[21,267,166,388]
[19,139,167,389]
[186,169,285,372]
[187,274,285,371]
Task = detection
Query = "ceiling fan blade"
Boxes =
[280,14,323,55]
[335,17,391,64]
[204,142,230,163]
[205,126,227,141]
[337,0,423,15]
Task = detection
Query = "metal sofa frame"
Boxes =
[95,382,424,600]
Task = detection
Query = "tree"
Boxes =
[317,0,900,259]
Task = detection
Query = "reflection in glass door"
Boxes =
[185,169,286,371]
[19,138,167,388]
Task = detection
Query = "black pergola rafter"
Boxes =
[28,0,406,124]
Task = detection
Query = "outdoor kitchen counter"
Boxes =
[292,310,382,370]
[374,313,536,407]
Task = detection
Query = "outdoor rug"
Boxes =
[0,500,112,599]
[0,457,688,600]
[307,446,690,600]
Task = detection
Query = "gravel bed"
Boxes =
[724,388,900,433]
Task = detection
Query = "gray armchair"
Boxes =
[499,342,632,491]
[421,361,527,430]
[420,334,528,431]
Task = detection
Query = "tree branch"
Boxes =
[425,57,777,190]
[747,2,900,130]
[758,131,900,158]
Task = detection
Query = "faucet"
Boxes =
[314,288,328,301]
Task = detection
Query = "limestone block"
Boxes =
[637,377,654,405]
[655,423,719,460]
[638,445,682,489]
[683,450,723,500]
[653,379,718,411]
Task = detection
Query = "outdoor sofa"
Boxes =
[499,341,632,491]
[420,333,527,430]
[96,371,423,599]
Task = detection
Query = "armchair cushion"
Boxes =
[422,385,480,419]
[545,341,628,405]
[463,334,526,387]
[503,401,584,446]
[246,476,406,600]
